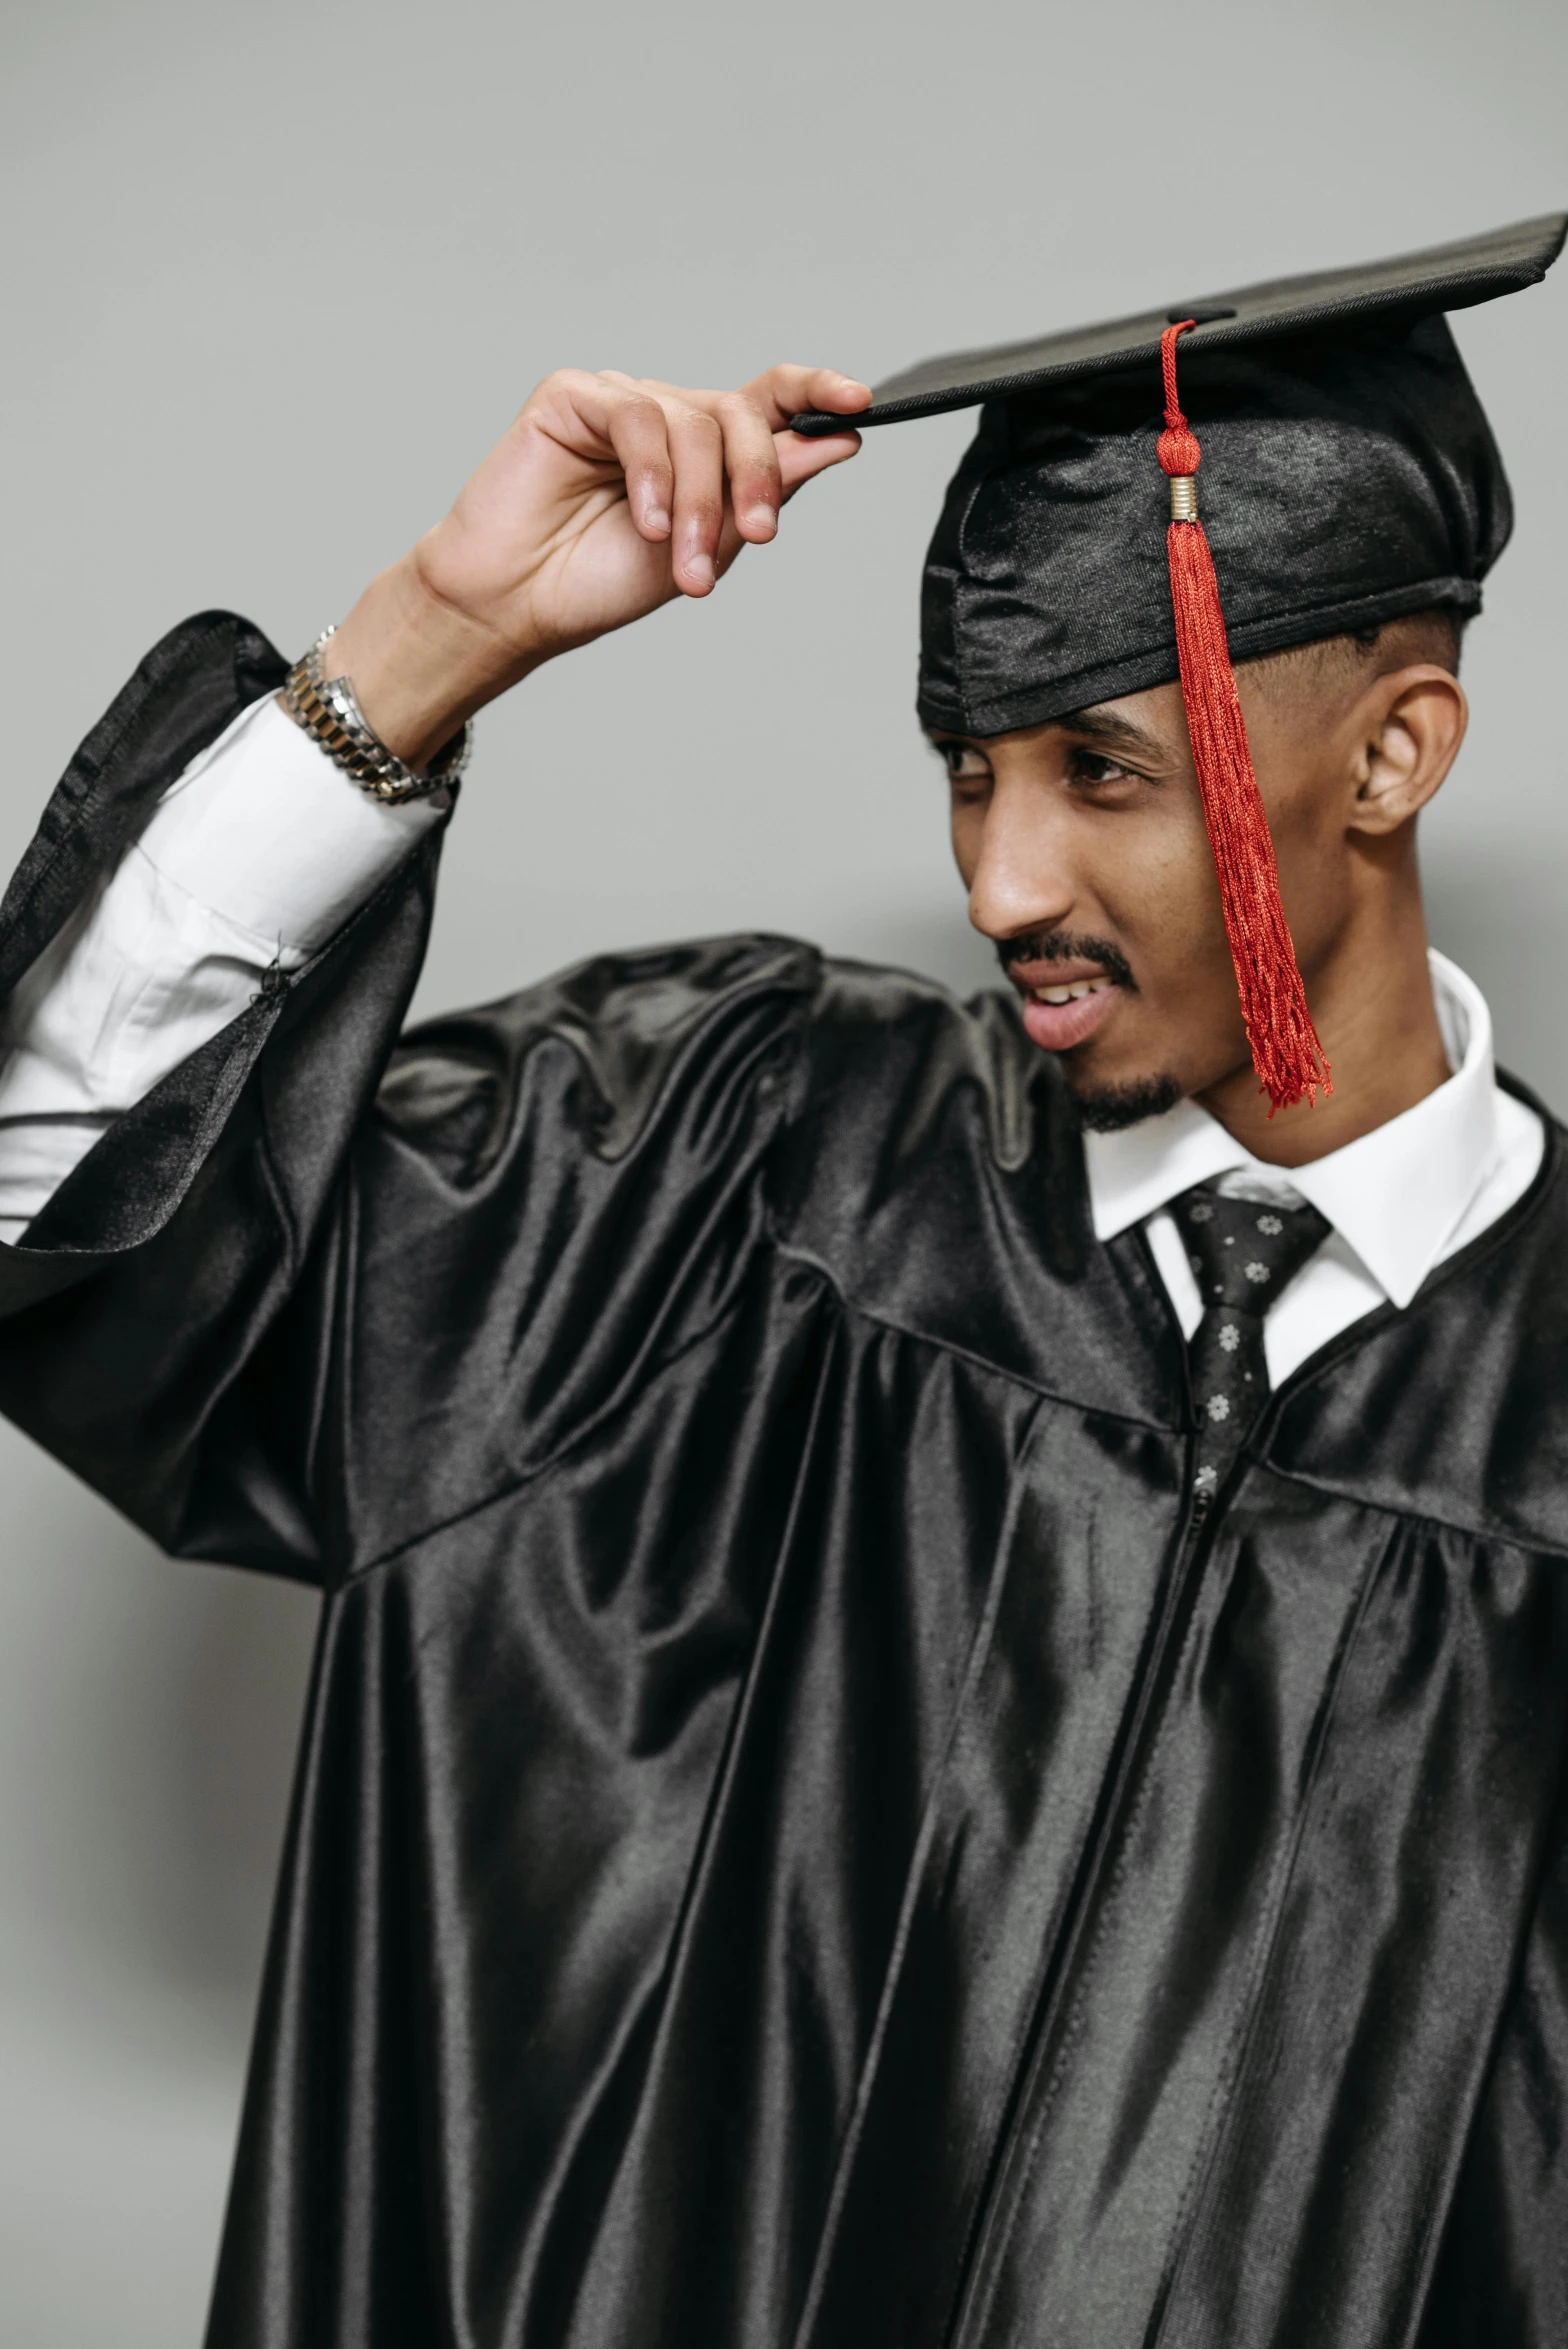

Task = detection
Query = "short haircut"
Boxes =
[1241,606,1465,708]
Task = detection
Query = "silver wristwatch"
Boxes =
[280,626,473,804]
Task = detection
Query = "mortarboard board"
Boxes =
[793,215,1567,1110]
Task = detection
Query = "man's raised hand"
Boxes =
[328,365,869,769]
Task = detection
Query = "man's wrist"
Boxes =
[327,548,533,770]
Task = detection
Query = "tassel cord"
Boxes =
[1158,321,1330,1112]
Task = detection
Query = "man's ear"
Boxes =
[1346,664,1468,837]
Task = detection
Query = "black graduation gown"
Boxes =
[3,615,1567,2349]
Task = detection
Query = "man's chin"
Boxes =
[1065,1070,1185,1133]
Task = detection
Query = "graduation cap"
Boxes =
[793,214,1566,1111]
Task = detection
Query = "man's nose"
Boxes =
[965,780,1075,944]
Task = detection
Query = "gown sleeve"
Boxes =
[0,614,817,1587]
[0,690,445,1241]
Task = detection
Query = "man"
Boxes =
[0,214,1564,2346]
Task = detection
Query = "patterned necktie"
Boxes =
[1174,1180,1331,1507]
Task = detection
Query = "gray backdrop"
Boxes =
[0,0,1563,2334]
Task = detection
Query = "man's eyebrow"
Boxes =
[1056,705,1165,759]
[922,708,1167,760]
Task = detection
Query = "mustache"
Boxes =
[995,929,1137,992]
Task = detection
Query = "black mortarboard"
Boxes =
[793,215,1566,1110]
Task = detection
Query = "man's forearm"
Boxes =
[327,551,525,771]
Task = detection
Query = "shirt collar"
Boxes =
[1082,951,1502,1310]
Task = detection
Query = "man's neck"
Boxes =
[1194,900,1451,1170]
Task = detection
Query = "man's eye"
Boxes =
[1071,749,1139,786]
[941,743,991,784]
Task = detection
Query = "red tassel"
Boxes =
[1158,321,1329,1113]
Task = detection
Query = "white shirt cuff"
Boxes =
[141,688,447,954]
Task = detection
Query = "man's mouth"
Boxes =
[998,940,1130,1054]
[1017,972,1121,1052]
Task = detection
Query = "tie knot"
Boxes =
[1175,1181,1330,1313]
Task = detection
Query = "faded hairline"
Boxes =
[1238,605,1466,708]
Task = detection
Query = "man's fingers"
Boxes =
[527,364,865,598]
[533,370,676,541]
[711,392,784,544]
[596,374,767,591]
[776,425,863,503]
[597,388,675,540]
[742,363,872,431]
[664,403,728,594]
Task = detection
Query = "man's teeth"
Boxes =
[1033,978,1115,1005]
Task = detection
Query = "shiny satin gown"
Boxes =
[1,615,1565,2349]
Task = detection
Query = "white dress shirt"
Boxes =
[1084,951,1544,1384]
[0,701,1545,1386]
